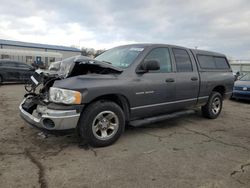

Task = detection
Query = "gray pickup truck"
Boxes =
[19,44,234,147]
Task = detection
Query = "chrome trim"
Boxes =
[19,98,80,130]
[130,97,208,110]
[198,96,209,99]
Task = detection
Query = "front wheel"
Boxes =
[201,92,223,119]
[78,101,125,147]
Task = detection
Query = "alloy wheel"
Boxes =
[211,97,221,114]
[92,111,119,141]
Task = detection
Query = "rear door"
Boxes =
[171,48,199,107]
[16,62,33,81]
[130,47,176,118]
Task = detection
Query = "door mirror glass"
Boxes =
[138,60,160,73]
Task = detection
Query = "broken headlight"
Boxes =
[49,87,82,104]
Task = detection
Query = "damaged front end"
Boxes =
[19,55,122,131]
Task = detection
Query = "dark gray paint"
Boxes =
[53,44,234,121]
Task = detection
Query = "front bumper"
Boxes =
[232,90,250,100]
[19,98,81,130]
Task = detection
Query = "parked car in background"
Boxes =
[0,60,35,84]
[233,71,246,81]
[232,73,250,100]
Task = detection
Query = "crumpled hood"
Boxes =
[42,55,123,78]
[53,74,120,91]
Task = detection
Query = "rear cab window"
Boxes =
[197,55,230,70]
[214,57,230,69]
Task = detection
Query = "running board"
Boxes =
[129,109,195,127]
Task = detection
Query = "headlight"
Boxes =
[49,87,82,104]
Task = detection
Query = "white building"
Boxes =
[0,39,81,66]
[229,60,250,73]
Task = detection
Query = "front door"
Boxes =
[130,47,176,119]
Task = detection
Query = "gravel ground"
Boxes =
[0,84,249,188]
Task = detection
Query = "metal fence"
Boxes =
[229,60,250,74]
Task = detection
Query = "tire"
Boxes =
[201,92,223,119]
[78,100,125,147]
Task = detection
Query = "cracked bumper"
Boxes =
[19,98,81,131]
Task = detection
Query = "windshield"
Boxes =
[239,73,250,81]
[95,46,144,68]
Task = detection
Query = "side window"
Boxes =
[173,48,193,72]
[0,62,6,67]
[17,63,30,69]
[144,48,172,73]
[214,57,230,69]
[197,55,216,69]
[5,62,17,68]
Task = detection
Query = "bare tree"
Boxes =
[81,47,106,58]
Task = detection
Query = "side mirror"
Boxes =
[137,60,160,73]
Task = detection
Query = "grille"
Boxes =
[233,93,250,99]
[234,86,250,91]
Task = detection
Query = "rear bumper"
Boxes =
[19,98,82,131]
[232,90,250,100]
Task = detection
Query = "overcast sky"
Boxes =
[0,0,249,59]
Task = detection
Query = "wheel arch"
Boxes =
[86,94,131,122]
[212,85,226,98]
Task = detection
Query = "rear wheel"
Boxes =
[78,100,125,147]
[201,92,223,119]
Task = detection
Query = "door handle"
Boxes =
[191,77,198,81]
[165,78,175,82]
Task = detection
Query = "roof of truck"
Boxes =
[113,43,226,57]
[190,49,225,57]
